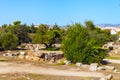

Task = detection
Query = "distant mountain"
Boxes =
[96,24,120,27]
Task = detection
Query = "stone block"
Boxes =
[3,54,7,56]
[105,66,115,70]
[114,69,118,72]
[107,74,113,80]
[76,62,82,67]
[89,63,98,71]
[6,53,13,57]
[25,55,29,59]
[97,66,106,71]
[64,60,71,65]
[32,57,40,61]
[18,55,25,59]
[20,52,26,55]
[28,52,34,56]
[40,58,44,62]
[100,78,105,80]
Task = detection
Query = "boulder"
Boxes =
[28,52,34,56]
[6,53,13,57]
[20,52,26,55]
[40,58,44,62]
[100,78,105,80]
[50,57,55,63]
[105,66,115,70]
[25,55,29,59]
[76,62,82,67]
[27,56,33,60]
[107,74,113,80]
[114,69,118,72]
[18,55,25,59]
[12,53,19,56]
[89,63,98,71]
[32,57,40,61]
[97,66,106,71]
[3,54,7,56]
[64,60,71,65]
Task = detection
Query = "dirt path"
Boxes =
[0,62,105,78]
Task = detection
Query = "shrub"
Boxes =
[1,33,18,50]
[62,23,107,64]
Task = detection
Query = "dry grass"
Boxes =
[0,73,99,80]
[106,56,120,60]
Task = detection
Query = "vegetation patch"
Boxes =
[106,56,120,60]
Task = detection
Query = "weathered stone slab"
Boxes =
[89,63,98,71]
[20,52,26,55]
[76,62,82,67]
[64,60,71,65]
[18,55,25,59]
[105,66,115,70]
[32,57,40,61]
[107,74,113,80]
[97,66,106,71]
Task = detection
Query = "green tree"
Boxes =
[85,20,95,30]
[52,23,60,30]
[13,21,21,25]
[62,23,106,64]
[0,35,2,47]
[33,24,49,44]
[33,24,61,48]
[29,24,36,33]
[1,33,18,50]
[7,23,30,44]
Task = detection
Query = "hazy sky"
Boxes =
[0,0,120,26]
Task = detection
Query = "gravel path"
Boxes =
[0,62,105,78]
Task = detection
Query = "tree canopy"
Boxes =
[33,24,62,49]
[62,22,108,64]
[0,33,18,50]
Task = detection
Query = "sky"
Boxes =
[0,0,120,26]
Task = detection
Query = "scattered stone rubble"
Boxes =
[3,51,64,63]
[3,51,19,57]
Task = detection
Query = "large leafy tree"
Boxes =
[85,20,95,30]
[13,21,21,25]
[1,33,18,50]
[33,24,62,48]
[29,24,37,33]
[7,22,30,44]
[62,23,107,64]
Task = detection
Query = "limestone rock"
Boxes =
[76,62,82,67]
[105,66,115,70]
[89,63,98,71]
[64,60,71,65]
[32,57,40,61]
[107,74,113,80]
[97,66,106,71]
[18,55,25,59]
